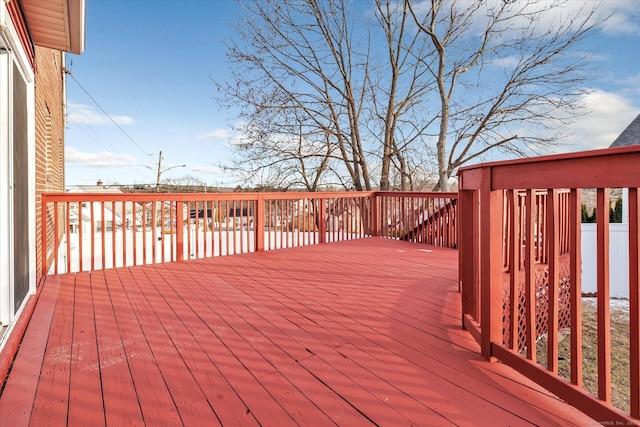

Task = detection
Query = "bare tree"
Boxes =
[407,0,598,190]
[219,0,599,192]
[219,0,435,191]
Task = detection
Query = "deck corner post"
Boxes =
[176,201,184,262]
[459,188,478,323]
[479,168,503,361]
[255,195,265,252]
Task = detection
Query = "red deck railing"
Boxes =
[41,191,457,275]
[458,145,640,424]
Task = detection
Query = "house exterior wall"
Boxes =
[34,46,66,280]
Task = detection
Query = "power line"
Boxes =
[72,123,153,181]
[64,69,152,158]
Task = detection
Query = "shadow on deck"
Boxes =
[0,238,592,426]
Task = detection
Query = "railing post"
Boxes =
[176,201,184,262]
[479,168,503,361]
[596,188,611,402]
[629,188,640,419]
[318,198,326,244]
[371,193,379,237]
[41,195,48,278]
[255,195,265,252]
[459,189,477,319]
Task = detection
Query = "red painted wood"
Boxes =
[459,190,477,320]
[459,144,640,190]
[546,189,559,374]
[508,190,519,350]
[1,239,599,426]
[89,202,95,270]
[176,201,184,261]
[90,271,145,426]
[0,277,56,426]
[29,274,75,426]
[492,343,631,424]
[78,203,84,271]
[67,272,104,426]
[569,188,583,387]
[597,188,612,402]
[479,169,504,360]
[525,190,537,363]
[104,268,184,425]
[629,188,640,419]
[111,201,117,268]
[41,200,48,277]
[101,202,106,269]
[121,202,127,267]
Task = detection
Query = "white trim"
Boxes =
[27,63,36,297]
[0,2,36,335]
[0,46,10,327]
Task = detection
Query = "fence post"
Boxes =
[479,167,503,361]
[176,201,184,262]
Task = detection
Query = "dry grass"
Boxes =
[534,298,631,414]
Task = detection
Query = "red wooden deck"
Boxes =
[0,238,593,426]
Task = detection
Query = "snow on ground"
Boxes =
[51,225,360,274]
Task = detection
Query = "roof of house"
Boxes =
[21,0,86,54]
[66,185,123,194]
[609,113,640,148]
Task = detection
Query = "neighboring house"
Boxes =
[609,113,640,224]
[0,1,85,346]
[610,113,640,148]
[582,113,640,298]
[67,182,124,233]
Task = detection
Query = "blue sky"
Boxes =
[64,0,640,187]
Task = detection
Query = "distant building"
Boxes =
[67,181,124,233]
[609,113,640,223]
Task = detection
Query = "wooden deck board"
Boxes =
[91,270,145,427]
[0,238,595,426]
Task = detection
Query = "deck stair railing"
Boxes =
[41,191,458,276]
[376,191,457,247]
[458,145,640,424]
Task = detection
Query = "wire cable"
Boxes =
[64,69,152,158]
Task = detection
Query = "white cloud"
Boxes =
[596,0,640,36]
[66,147,138,167]
[196,128,231,140]
[487,56,522,69]
[495,0,640,36]
[561,88,640,151]
[67,102,134,126]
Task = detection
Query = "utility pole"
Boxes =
[156,151,163,192]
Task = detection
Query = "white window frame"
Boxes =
[0,6,36,348]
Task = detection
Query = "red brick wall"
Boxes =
[34,46,66,282]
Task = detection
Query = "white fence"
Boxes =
[581,223,629,298]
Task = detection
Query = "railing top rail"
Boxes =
[459,145,640,190]
[375,191,457,198]
[41,190,458,203]
[41,191,379,202]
